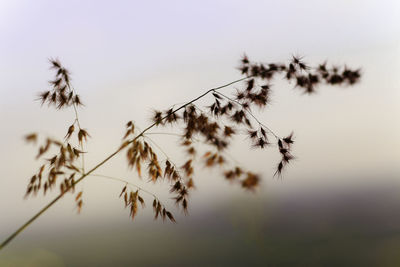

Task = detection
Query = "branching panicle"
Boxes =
[0,54,361,251]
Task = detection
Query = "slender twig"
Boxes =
[146,132,183,138]
[68,84,86,174]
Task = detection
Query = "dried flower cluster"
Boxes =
[239,55,361,94]
[26,55,361,217]
[0,54,361,250]
[38,58,83,108]
[119,186,167,221]
[25,59,89,213]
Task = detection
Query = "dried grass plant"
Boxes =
[0,55,361,250]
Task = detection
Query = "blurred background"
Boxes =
[0,0,399,266]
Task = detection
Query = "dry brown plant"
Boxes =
[0,55,361,250]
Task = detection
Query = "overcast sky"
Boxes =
[0,0,399,241]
